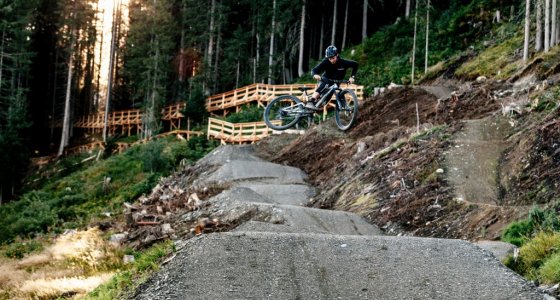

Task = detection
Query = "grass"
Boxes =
[539,252,560,284]
[0,135,217,245]
[84,241,174,300]
[455,33,523,80]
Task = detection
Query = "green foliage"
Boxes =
[502,220,533,247]
[455,34,523,80]
[140,141,171,173]
[516,232,560,280]
[124,0,176,135]
[224,104,264,123]
[184,84,208,125]
[539,252,560,284]
[502,207,560,247]
[0,0,37,200]
[4,240,43,259]
[503,209,560,283]
[0,137,217,245]
[84,241,174,300]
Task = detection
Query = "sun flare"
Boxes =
[94,0,129,113]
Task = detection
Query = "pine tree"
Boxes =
[0,0,38,201]
[124,0,177,138]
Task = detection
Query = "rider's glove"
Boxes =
[349,76,355,84]
[313,74,321,81]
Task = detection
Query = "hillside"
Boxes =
[2,58,560,300]
[257,79,543,240]
[4,1,560,298]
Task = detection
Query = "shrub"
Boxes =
[4,240,43,259]
[224,104,264,123]
[502,207,560,247]
[501,220,533,247]
[518,231,560,279]
[539,252,560,284]
[140,141,170,173]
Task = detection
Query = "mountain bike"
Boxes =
[263,77,359,131]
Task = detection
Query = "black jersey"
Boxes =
[311,57,358,80]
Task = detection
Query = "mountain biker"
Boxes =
[306,45,358,110]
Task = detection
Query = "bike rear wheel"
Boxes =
[263,95,303,130]
[335,89,359,131]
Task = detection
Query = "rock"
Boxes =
[110,233,127,246]
[124,254,135,264]
[474,240,517,262]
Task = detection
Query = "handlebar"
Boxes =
[320,76,352,85]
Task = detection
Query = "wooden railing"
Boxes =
[206,83,364,115]
[207,118,280,144]
[67,83,364,146]
[74,103,186,135]
[63,130,203,155]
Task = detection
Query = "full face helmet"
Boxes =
[325,45,338,58]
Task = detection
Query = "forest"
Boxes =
[0,0,551,202]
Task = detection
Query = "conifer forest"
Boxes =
[0,0,538,201]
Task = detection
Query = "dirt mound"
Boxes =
[500,107,560,206]
[266,80,557,240]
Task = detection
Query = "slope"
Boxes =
[259,77,555,241]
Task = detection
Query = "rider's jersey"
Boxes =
[311,57,358,80]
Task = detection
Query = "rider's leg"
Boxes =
[313,82,327,101]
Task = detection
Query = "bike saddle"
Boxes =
[298,86,313,92]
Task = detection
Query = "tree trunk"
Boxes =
[103,0,118,142]
[298,0,306,77]
[58,36,75,156]
[411,0,418,85]
[406,0,411,18]
[0,28,4,92]
[331,0,338,45]
[424,0,430,73]
[236,59,240,87]
[524,0,531,63]
[545,0,550,52]
[342,0,349,50]
[207,0,216,66]
[213,20,222,91]
[256,30,260,79]
[552,0,557,46]
[362,0,368,41]
[179,1,186,83]
[536,0,543,51]
[268,0,276,84]
[319,14,325,59]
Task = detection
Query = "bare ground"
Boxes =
[256,79,559,241]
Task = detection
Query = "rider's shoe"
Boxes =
[305,100,318,110]
[339,100,347,110]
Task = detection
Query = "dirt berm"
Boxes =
[132,145,546,300]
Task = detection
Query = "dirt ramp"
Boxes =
[445,115,514,204]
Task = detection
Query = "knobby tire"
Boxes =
[263,95,303,130]
[335,89,359,131]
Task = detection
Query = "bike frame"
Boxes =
[302,79,349,112]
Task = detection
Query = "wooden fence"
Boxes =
[68,83,364,146]
[73,103,186,136]
[206,83,364,116]
[63,130,203,155]
[207,118,280,144]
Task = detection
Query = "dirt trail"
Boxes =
[445,115,514,205]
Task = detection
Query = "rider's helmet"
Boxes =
[325,45,338,58]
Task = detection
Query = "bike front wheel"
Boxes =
[335,89,359,131]
[263,95,303,130]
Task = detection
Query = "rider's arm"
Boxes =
[311,59,329,78]
[345,59,358,79]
